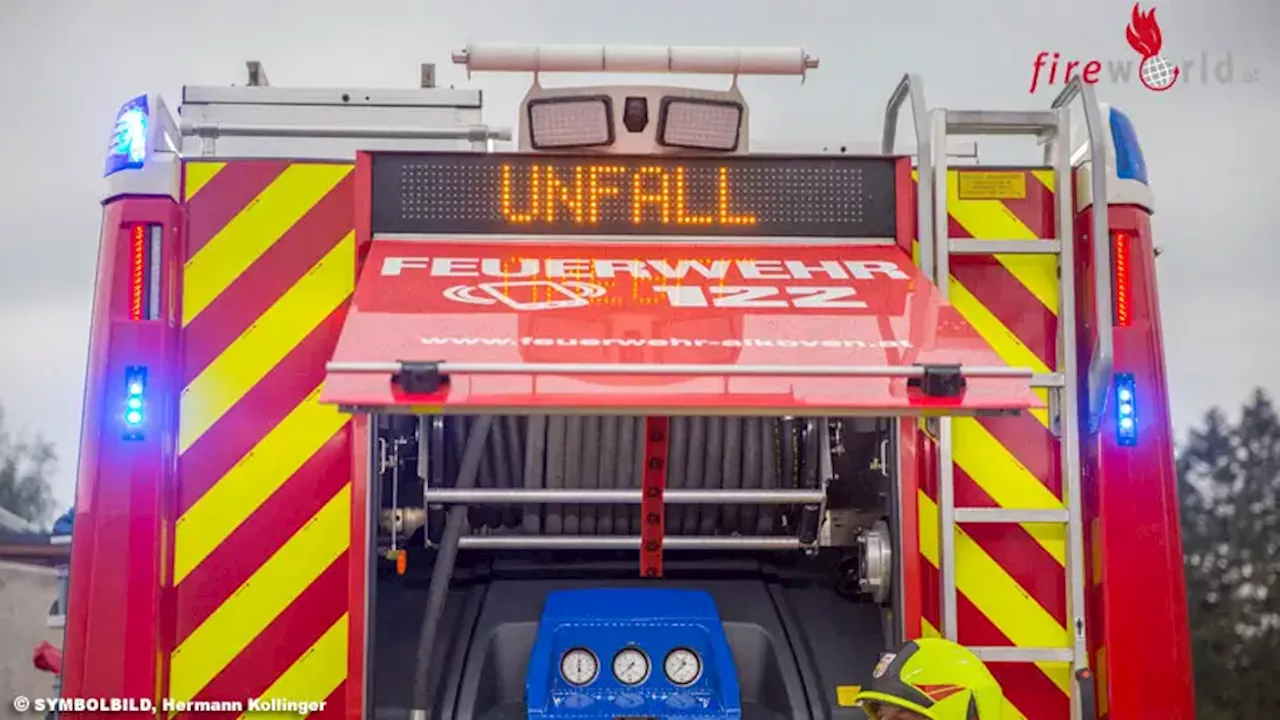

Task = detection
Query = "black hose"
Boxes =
[439,415,825,538]
[411,414,494,718]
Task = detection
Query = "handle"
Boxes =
[1050,78,1114,432]
[1075,667,1099,720]
[881,73,935,280]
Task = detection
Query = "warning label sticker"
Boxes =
[957,171,1027,200]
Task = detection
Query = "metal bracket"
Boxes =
[906,363,966,398]
[1076,668,1098,720]
[391,361,449,394]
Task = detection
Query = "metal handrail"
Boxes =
[1050,78,1114,432]
[424,488,826,505]
[327,360,1034,379]
[179,121,512,142]
[882,74,934,279]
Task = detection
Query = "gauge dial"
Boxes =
[664,648,702,686]
[559,648,599,687]
[612,647,651,685]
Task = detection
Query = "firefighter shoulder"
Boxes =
[854,637,1005,720]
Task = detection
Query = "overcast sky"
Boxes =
[1,0,1276,511]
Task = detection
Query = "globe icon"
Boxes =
[1140,56,1179,90]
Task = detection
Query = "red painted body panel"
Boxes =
[347,153,375,720]
[348,413,371,720]
[322,241,1039,414]
[898,417,923,641]
[63,197,183,714]
[1085,206,1194,718]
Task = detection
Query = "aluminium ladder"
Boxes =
[883,75,1114,720]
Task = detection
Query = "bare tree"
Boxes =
[0,405,57,527]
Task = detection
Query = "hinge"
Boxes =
[1049,387,1063,438]
[392,361,449,394]
[907,363,967,398]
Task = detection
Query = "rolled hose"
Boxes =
[412,415,494,718]
[434,415,822,538]
[411,414,825,714]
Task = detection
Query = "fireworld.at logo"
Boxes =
[1028,3,1260,93]
[1125,4,1179,91]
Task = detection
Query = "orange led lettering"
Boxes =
[631,167,671,223]
[717,167,756,226]
[544,166,585,223]
[674,168,715,225]
[587,165,623,223]
[128,224,145,321]
[500,164,538,223]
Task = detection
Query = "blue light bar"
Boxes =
[1114,373,1137,447]
[123,366,147,441]
[105,95,149,178]
[1108,106,1148,186]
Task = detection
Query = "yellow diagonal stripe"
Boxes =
[919,491,1072,695]
[944,170,1059,315]
[182,163,352,326]
[168,484,351,706]
[949,278,1051,428]
[1031,169,1056,192]
[952,417,1066,566]
[184,162,227,201]
[173,386,350,584]
[241,615,348,718]
[178,232,355,455]
[920,618,1030,720]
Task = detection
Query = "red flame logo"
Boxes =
[1125,3,1164,58]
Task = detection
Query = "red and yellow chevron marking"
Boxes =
[169,160,356,718]
[912,169,1071,720]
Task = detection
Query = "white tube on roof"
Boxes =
[452,43,818,76]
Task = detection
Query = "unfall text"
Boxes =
[499,164,757,227]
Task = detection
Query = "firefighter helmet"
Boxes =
[854,638,1004,719]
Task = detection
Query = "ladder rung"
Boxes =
[945,110,1058,136]
[954,508,1069,524]
[967,646,1073,663]
[949,239,1060,255]
[1030,372,1065,388]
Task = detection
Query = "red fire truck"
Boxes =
[60,45,1193,720]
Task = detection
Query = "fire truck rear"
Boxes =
[60,45,1194,720]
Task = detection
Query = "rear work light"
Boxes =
[123,366,147,441]
[527,96,614,149]
[657,97,743,151]
[1114,373,1137,446]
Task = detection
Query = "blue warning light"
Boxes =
[1108,106,1148,186]
[1115,373,1137,447]
[105,95,149,177]
[123,366,147,440]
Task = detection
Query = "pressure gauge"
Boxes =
[663,648,702,686]
[559,648,599,687]
[612,647,651,685]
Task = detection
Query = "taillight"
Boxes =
[126,223,162,321]
[1111,231,1131,327]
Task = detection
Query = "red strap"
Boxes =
[640,416,670,578]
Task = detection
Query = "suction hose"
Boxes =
[411,414,495,720]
